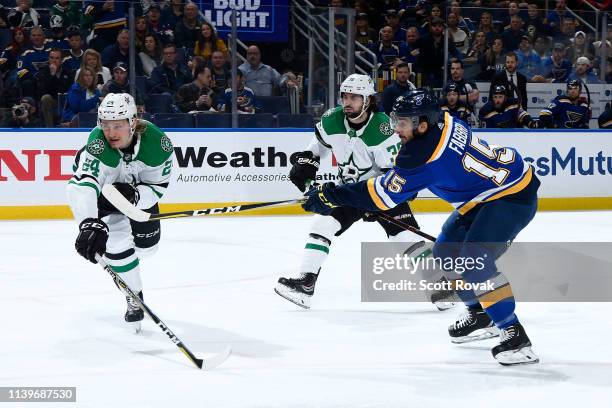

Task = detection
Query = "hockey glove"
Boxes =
[98,182,140,217]
[75,218,109,263]
[290,151,320,192]
[302,182,337,215]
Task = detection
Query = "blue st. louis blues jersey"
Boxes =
[326,113,535,215]
[539,95,590,129]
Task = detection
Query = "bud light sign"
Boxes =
[201,1,289,42]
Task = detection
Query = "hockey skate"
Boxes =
[492,323,539,366]
[429,276,459,311]
[125,291,144,333]
[275,272,318,309]
[448,307,500,344]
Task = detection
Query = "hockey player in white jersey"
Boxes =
[67,93,174,330]
[275,74,422,309]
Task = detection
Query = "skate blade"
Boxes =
[496,346,540,366]
[274,285,311,309]
[434,301,456,311]
[451,326,500,344]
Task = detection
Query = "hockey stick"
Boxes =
[95,255,231,370]
[373,212,437,242]
[102,184,304,222]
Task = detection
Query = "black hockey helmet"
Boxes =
[444,82,460,96]
[390,88,440,130]
[567,79,582,91]
[492,84,507,96]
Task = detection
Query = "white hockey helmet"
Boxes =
[339,74,376,98]
[97,93,138,132]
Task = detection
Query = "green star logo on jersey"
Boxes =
[86,139,105,155]
[338,153,372,184]
[160,135,173,153]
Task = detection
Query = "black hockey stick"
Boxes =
[95,255,231,370]
[102,184,304,222]
[372,211,437,242]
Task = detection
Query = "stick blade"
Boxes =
[201,345,232,371]
[101,184,150,222]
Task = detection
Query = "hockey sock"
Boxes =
[105,248,143,293]
[475,273,518,329]
[299,233,332,274]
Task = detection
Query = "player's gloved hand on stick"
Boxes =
[302,182,337,215]
[75,218,109,263]
[98,182,140,217]
[289,151,320,192]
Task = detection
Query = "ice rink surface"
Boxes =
[1,211,612,408]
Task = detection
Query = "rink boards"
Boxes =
[0,128,611,219]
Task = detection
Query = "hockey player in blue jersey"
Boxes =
[539,80,590,129]
[439,82,473,124]
[303,89,541,366]
[479,85,537,129]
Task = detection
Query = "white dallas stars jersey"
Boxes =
[67,120,174,222]
[307,106,401,184]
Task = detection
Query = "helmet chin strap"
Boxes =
[348,96,370,122]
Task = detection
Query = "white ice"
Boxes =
[1,211,612,408]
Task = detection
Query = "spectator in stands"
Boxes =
[449,2,475,34]
[414,17,454,87]
[591,40,611,77]
[62,66,101,125]
[447,13,470,57]
[479,84,535,128]
[533,35,550,59]
[373,25,404,70]
[386,9,406,44]
[161,0,184,31]
[101,62,138,100]
[1,96,41,127]
[568,56,603,84]
[135,16,151,53]
[478,12,496,45]
[139,33,162,77]
[194,22,228,62]
[101,29,144,76]
[449,59,479,106]
[380,62,415,114]
[502,15,525,52]
[599,102,611,129]
[440,82,473,123]
[402,26,419,64]
[0,27,28,76]
[51,0,83,29]
[6,0,40,29]
[524,3,548,39]
[539,79,590,128]
[516,35,541,79]
[220,69,257,113]
[418,4,443,36]
[48,15,70,51]
[536,43,572,83]
[174,64,216,113]
[501,2,522,29]
[62,28,84,72]
[464,31,488,65]
[239,45,286,97]
[546,0,567,32]
[209,50,230,96]
[552,17,576,49]
[490,52,528,109]
[478,37,505,80]
[76,49,111,91]
[148,42,192,96]
[355,13,376,47]
[174,1,202,50]
[146,4,165,38]
[83,0,128,52]
[570,31,594,65]
[37,48,73,127]
[15,26,49,100]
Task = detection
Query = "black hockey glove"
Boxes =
[75,218,109,263]
[289,151,320,192]
[302,182,337,215]
[98,182,140,217]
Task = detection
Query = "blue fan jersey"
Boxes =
[324,113,536,215]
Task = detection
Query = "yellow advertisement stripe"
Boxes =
[2,197,612,220]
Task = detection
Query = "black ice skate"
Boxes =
[125,291,144,333]
[449,307,500,343]
[275,272,318,309]
[492,323,539,366]
[429,277,459,311]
